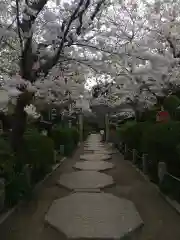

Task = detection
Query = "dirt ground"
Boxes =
[0,144,180,240]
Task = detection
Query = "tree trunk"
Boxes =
[11,92,33,152]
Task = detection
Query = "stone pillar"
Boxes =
[48,109,51,121]
[60,145,65,155]
[132,149,136,164]
[0,121,3,134]
[105,114,109,142]
[142,154,148,174]
[158,162,167,184]
[68,120,72,128]
[54,150,57,163]
[41,130,48,136]
[0,178,5,212]
[124,144,128,159]
[79,113,83,142]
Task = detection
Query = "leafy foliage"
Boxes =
[51,125,79,155]
[163,95,180,120]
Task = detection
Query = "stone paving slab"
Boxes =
[45,193,143,239]
[74,161,114,171]
[84,148,108,152]
[84,147,106,151]
[73,188,101,193]
[58,171,114,190]
[84,142,102,145]
[92,150,112,155]
[80,153,111,161]
[84,143,104,146]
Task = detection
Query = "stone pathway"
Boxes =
[80,153,111,161]
[1,133,180,239]
[46,134,143,239]
[57,171,114,190]
[73,161,114,171]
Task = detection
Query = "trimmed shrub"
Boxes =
[140,107,160,122]
[163,95,180,119]
[51,126,79,155]
[142,121,180,180]
[5,170,31,206]
[118,121,152,154]
[0,138,14,181]
[117,121,136,140]
[0,137,32,206]
[22,130,55,183]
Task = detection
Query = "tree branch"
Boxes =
[16,0,23,54]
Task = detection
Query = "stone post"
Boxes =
[0,121,3,134]
[132,149,136,164]
[48,109,51,121]
[158,162,167,184]
[41,130,48,136]
[0,178,5,212]
[142,154,148,174]
[68,120,72,128]
[60,145,65,155]
[54,150,57,163]
[105,114,109,142]
[79,113,83,142]
[124,144,128,159]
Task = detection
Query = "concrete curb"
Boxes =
[126,159,180,215]
[0,156,66,226]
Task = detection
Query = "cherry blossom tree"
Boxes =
[0,0,108,151]
[1,0,180,147]
[88,0,180,119]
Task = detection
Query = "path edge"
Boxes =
[107,142,180,216]
[126,158,180,216]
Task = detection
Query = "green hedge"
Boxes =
[0,129,55,206]
[23,130,55,182]
[140,107,160,122]
[163,95,180,120]
[0,124,82,207]
[118,121,151,154]
[118,120,180,181]
[142,121,180,177]
[51,126,79,155]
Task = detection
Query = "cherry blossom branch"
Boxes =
[39,0,106,78]
[16,0,23,53]
[62,57,99,72]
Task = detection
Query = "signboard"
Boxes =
[156,111,170,122]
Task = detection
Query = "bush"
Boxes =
[0,138,15,181]
[0,137,32,206]
[117,121,136,140]
[51,126,79,155]
[5,170,31,206]
[140,107,160,122]
[118,121,152,154]
[21,130,55,183]
[142,121,180,179]
[163,95,180,119]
